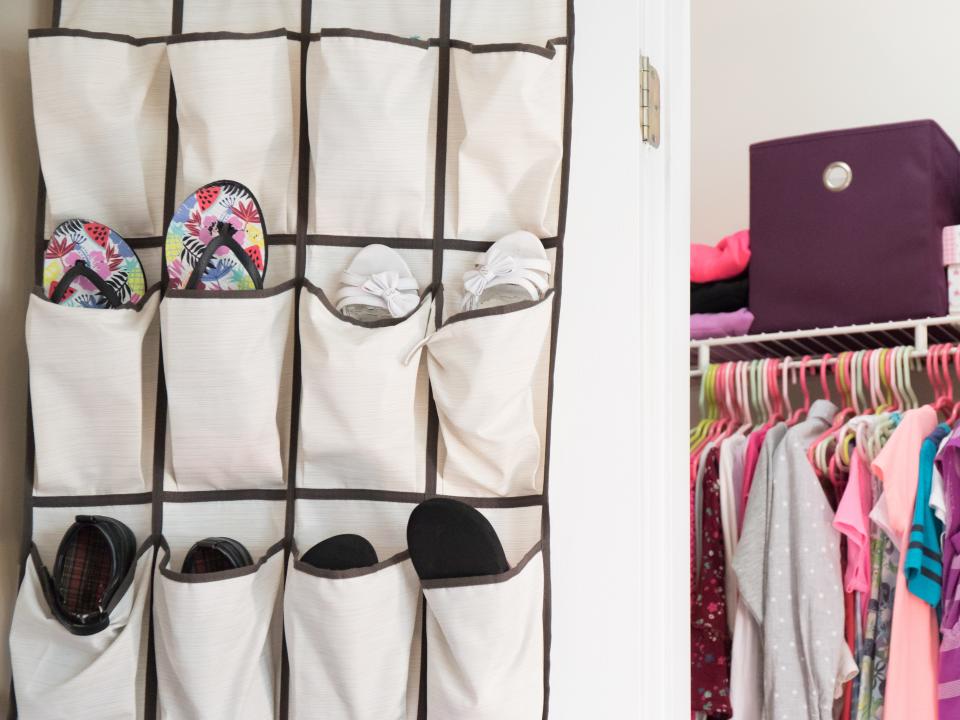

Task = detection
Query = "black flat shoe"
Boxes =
[48,515,137,635]
[406,498,509,581]
[301,534,379,571]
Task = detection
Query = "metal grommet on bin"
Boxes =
[823,161,853,192]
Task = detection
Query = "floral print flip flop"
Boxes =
[42,220,146,308]
[165,180,268,291]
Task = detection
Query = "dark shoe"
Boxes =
[301,534,379,571]
[49,515,137,635]
[406,498,509,581]
[181,537,253,574]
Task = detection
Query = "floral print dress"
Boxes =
[691,446,732,718]
[855,472,899,719]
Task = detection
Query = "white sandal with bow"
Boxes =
[335,244,421,322]
[461,231,551,311]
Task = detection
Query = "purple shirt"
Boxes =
[690,308,754,340]
[936,427,960,715]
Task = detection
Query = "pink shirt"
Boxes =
[737,426,769,534]
[872,406,940,720]
[833,446,872,622]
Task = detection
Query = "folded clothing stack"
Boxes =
[690,229,754,339]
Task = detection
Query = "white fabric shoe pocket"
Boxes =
[167,33,299,235]
[298,284,433,491]
[29,32,169,237]
[284,551,421,720]
[449,44,566,241]
[153,541,285,720]
[26,289,160,496]
[10,542,155,720]
[160,284,295,491]
[426,293,553,496]
[423,543,545,720]
[307,32,437,237]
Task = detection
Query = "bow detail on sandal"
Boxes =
[463,248,517,302]
[361,272,421,319]
[460,231,552,312]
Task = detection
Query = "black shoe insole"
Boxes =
[301,534,379,571]
[406,498,510,581]
[181,537,253,574]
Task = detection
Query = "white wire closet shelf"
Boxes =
[690,315,960,377]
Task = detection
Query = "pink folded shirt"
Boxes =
[691,229,751,283]
[691,308,754,340]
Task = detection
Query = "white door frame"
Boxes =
[639,0,691,716]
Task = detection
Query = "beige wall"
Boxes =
[693,0,960,246]
[0,0,51,709]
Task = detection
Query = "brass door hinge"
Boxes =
[641,55,661,148]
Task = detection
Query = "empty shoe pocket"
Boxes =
[10,541,155,719]
[160,284,294,491]
[153,540,285,720]
[284,550,421,719]
[29,31,169,237]
[425,293,553,497]
[422,543,546,720]
[298,283,433,491]
[167,32,299,235]
[449,42,566,241]
[26,288,160,496]
[306,31,437,237]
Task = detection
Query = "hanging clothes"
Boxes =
[691,446,732,718]
[937,428,960,716]
[718,433,747,632]
[854,450,900,720]
[734,400,856,720]
[871,406,940,720]
[730,423,787,720]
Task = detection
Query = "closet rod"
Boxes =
[690,314,960,377]
[690,347,949,380]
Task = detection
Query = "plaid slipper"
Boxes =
[165,180,268,291]
[43,220,146,308]
[181,537,253,574]
[47,515,136,635]
[407,499,509,581]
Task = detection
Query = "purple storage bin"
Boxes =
[749,120,960,333]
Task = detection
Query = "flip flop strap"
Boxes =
[51,261,122,308]
[185,229,263,290]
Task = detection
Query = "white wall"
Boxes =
[0,0,50,711]
[693,0,960,245]
[549,0,643,716]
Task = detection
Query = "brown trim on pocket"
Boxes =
[420,541,543,590]
[164,278,297,299]
[302,280,435,328]
[441,288,555,327]
[161,489,288,503]
[157,537,285,583]
[28,27,169,45]
[33,492,154,508]
[295,488,426,504]
[310,28,433,49]
[448,37,567,59]
[291,548,411,579]
[167,28,302,44]
[305,235,435,249]
[125,236,164,249]
[444,236,560,252]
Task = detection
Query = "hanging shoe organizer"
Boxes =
[11,1,573,718]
